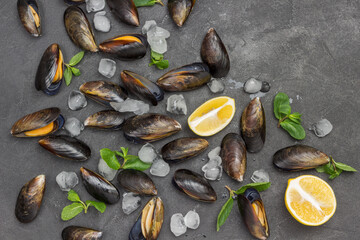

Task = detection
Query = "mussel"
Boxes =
[168,0,196,27]
[129,197,164,240]
[64,6,98,52]
[11,107,64,137]
[220,133,247,182]
[240,97,266,153]
[173,169,217,202]
[38,135,91,161]
[64,0,85,5]
[156,63,211,92]
[121,70,164,106]
[80,167,120,204]
[201,28,230,78]
[17,0,41,37]
[106,0,139,26]
[237,188,269,240]
[117,169,157,196]
[273,145,330,171]
[79,81,128,106]
[99,34,148,60]
[123,113,182,143]
[15,175,45,223]
[84,110,124,130]
[161,137,208,164]
[35,43,64,95]
[62,226,103,240]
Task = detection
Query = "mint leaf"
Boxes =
[216,197,234,231]
[329,169,342,180]
[334,162,357,172]
[100,148,121,170]
[134,0,164,7]
[70,67,81,76]
[315,166,326,173]
[288,112,302,124]
[115,151,124,158]
[274,92,290,119]
[120,147,129,157]
[69,51,84,66]
[156,60,169,69]
[151,50,163,61]
[279,104,291,116]
[280,119,306,140]
[61,203,84,221]
[122,155,151,171]
[86,200,106,213]
[235,182,271,195]
[64,67,72,86]
[67,190,80,202]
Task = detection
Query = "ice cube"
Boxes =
[170,213,187,237]
[207,79,225,93]
[56,171,79,191]
[142,20,157,34]
[148,38,167,54]
[94,11,110,32]
[184,210,200,229]
[204,166,222,181]
[227,78,244,89]
[98,58,116,78]
[68,90,87,111]
[98,158,118,181]
[148,26,170,40]
[207,147,221,159]
[150,157,170,177]
[251,169,270,183]
[312,119,333,137]
[122,192,141,215]
[85,0,105,12]
[201,156,222,172]
[138,143,158,164]
[166,94,187,115]
[110,98,150,115]
[249,91,267,100]
[64,117,84,137]
[243,78,262,94]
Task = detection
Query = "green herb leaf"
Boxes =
[151,50,163,61]
[61,203,84,221]
[279,104,291,116]
[100,148,121,170]
[235,182,271,195]
[334,162,357,172]
[280,119,306,140]
[115,151,124,158]
[150,51,169,70]
[70,67,81,76]
[155,60,169,70]
[216,197,234,231]
[67,190,81,202]
[329,169,342,180]
[86,200,106,213]
[288,112,302,124]
[69,51,84,66]
[274,92,290,119]
[122,155,152,171]
[64,67,73,86]
[120,147,129,157]
[134,0,164,7]
[315,166,326,173]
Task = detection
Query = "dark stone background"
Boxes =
[1,0,359,239]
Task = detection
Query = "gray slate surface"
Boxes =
[1,0,360,239]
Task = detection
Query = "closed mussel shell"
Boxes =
[80,167,120,204]
[240,97,266,153]
[220,133,247,182]
[123,113,182,143]
[99,34,148,60]
[79,81,128,106]
[201,28,230,78]
[106,0,139,26]
[84,110,124,130]
[237,188,269,240]
[129,213,145,240]
[168,0,195,27]
[273,145,330,171]
[62,226,103,240]
[15,175,45,223]
[156,63,211,92]
[64,6,98,52]
[38,135,91,161]
[121,70,164,106]
[11,107,64,137]
[17,0,41,37]
[117,169,157,196]
[161,137,208,164]
[173,169,217,202]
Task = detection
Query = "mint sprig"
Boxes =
[274,92,305,140]
[64,51,84,86]
[149,50,169,70]
[316,157,357,179]
[134,0,163,7]
[61,190,106,221]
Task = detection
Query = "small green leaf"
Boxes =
[155,60,169,70]
[274,92,290,119]
[64,67,72,86]
[151,50,163,61]
[323,162,336,175]
[235,182,271,195]
[115,151,124,158]
[334,162,357,172]
[70,67,81,76]
[134,0,163,7]
[329,169,342,180]
[61,203,84,221]
[279,104,291,115]
[67,190,81,202]
[280,119,306,140]
[86,200,106,213]
[100,148,121,170]
[122,155,152,171]
[315,166,326,173]
[288,113,302,124]
[216,197,234,231]
[69,51,84,66]
[120,147,129,156]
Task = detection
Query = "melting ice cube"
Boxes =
[138,143,158,164]
[56,171,79,191]
[251,169,270,183]
[170,213,187,237]
[64,117,84,137]
[122,192,141,215]
[166,94,187,115]
[94,11,110,32]
[98,158,118,181]
[184,210,200,229]
[98,58,116,78]
[68,90,87,111]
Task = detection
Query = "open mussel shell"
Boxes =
[35,43,64,95]
[62,226,103,240]
[220,133,247,182]
[11,107,64,137]
[64,6,98,52]
[201,28,230,78]
[123,113,182,143]
[121,70,164,106]
[84,110,124,130]
[38,135,91,161]
[79,81,128,106]
[156,63,211,92]
[117,169,157,196]
[161,137,208,164]
[99,34,148,60]
[240,97,266,153]
[15,175,45,223]
[64,0,85,5]
[106,0,139,26]
[17,0,41,37]
[80,167,120,204]
[168,0,195,27]
[273,145,330,171]
[237,188,269,240]
[173,169,217,202]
